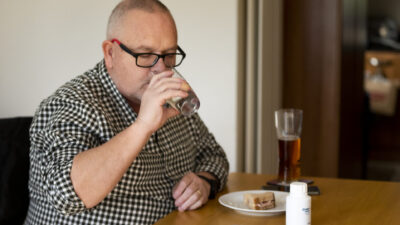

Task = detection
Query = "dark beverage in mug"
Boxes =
[278,136,301,182]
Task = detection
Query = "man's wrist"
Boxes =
[133,117,155,136]
[197,173,219,199]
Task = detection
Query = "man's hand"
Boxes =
[172,172,211,211]
[136,70,188,133]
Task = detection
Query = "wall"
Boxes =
[164,1,238,171]
[0,0,120,117]
[0,0,238,171]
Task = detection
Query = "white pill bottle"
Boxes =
[286,182,311,225]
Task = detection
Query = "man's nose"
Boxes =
[151,57,168,73]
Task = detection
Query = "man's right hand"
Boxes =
[136,70,188,133]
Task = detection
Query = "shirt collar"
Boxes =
[96,60,138,125]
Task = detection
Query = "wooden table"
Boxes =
[155,172,400,225]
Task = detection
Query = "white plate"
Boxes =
[218,190,288,216]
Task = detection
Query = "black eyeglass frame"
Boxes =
[111,39,186,68]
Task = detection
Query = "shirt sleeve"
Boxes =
[30,97,101,215]
[190,114,230,191]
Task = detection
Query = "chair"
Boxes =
[0,117,32,225]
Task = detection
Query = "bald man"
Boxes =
[24,0,229,224]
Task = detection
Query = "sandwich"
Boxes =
[243,192,275,210]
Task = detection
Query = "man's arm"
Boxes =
[70,119,152,208]
[192,114,230,191]
[30,70,188,215]
[172,114,230,211]
[71,71,188,208]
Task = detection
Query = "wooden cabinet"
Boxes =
[364,51,400,163]
[365,50,400,86]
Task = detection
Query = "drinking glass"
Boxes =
[166,68,200,116]
[274,109,303,185]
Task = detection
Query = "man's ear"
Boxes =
[102,40,114,69]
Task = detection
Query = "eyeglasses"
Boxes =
[111,39,186,68]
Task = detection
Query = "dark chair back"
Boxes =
[0,117,32,225]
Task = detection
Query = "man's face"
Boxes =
[106,9,178,108]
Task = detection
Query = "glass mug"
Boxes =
[166,68,200,116]
[274,109,303,184]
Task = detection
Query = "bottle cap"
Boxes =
[290,182,307,196]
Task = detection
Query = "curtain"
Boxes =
[237,0,283,174]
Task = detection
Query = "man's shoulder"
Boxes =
[47,62,106,105]
[56,74,98,101]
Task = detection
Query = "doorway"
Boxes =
[363,0,400,181]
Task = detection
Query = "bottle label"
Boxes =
[302,207,311,215]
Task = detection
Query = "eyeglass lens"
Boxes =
[137,54,183,67]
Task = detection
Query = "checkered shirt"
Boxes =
[24,60,229,225]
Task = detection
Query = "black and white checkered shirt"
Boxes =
[24,60,229,225]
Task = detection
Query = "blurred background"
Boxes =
[1,0,400,182]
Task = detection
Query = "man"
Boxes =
[24,0,229,224]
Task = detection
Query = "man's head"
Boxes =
[106,0,172,40]
[102,0,179,109]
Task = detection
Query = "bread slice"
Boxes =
[243,192,275,210]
